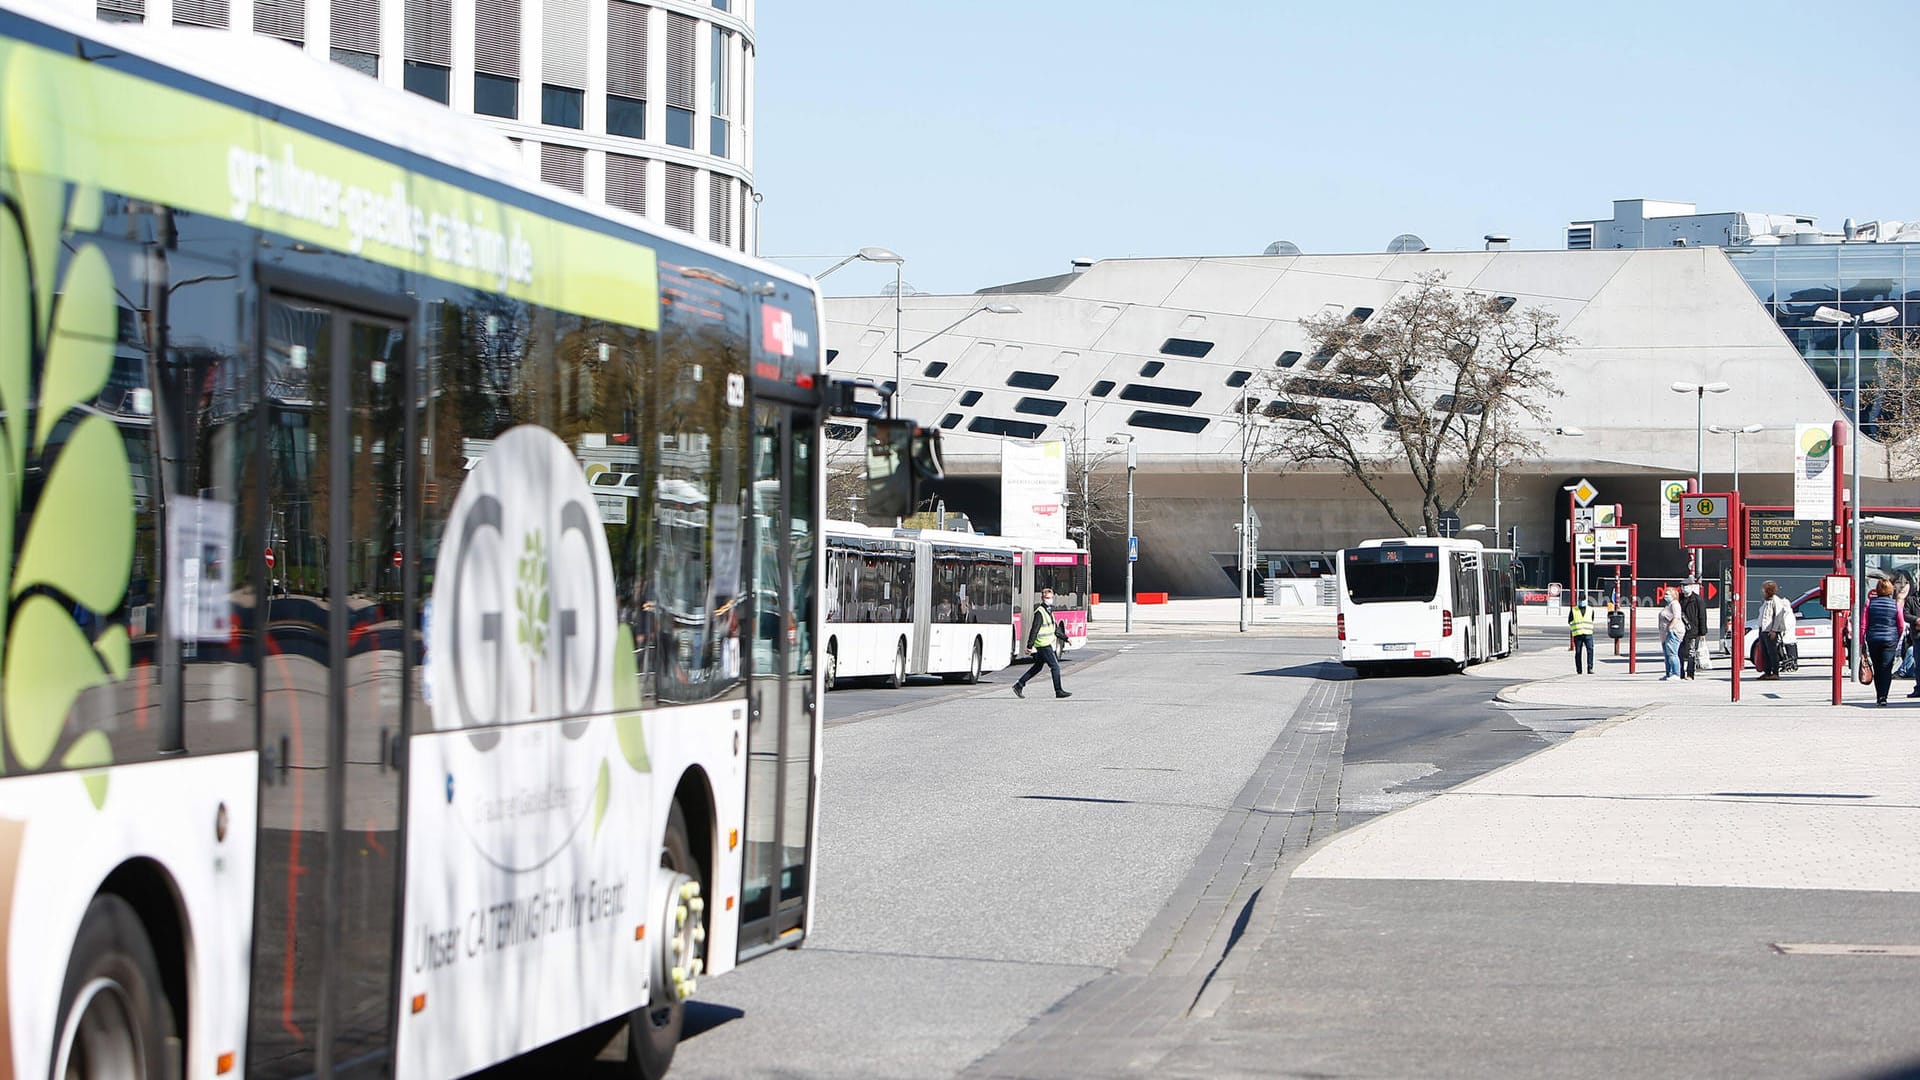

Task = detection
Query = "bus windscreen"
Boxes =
[1344,548,1440,604]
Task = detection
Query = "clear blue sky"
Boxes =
[754,0,1920,297]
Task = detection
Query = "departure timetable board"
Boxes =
[1745,511,1920,556]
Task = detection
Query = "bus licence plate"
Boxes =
[1382,643,1409,651]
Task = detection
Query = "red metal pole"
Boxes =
[1731,495,1743,703]
[1833,420,1848,706]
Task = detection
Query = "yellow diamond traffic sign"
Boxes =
[1571,478,1599,507]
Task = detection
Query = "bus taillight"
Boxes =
[1336,613,1345,640]
[1441,610,1454,636]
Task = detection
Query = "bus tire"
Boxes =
[824,641,838,691]
[627,803,701,1080]
[886,642,906,689]
[53,894,180,1080]
[964,640,983,684]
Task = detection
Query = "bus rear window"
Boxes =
[1344,552,1439,604]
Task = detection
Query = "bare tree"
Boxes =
[1258,272,1568,537]
[823,425,866,521]
[1870,329,1920,481]
[1058,424,1135,547]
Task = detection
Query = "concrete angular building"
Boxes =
[79,0,757,249]
[825,245,1917,597]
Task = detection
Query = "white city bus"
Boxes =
[0,7,850,1077]
[823,522,918,688]
[1337,538,1518,675]
[895,528,1017,683]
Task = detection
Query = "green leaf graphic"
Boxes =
[591,757,610,839]
[37,244,116,451]
[613,625,650,773]
[13,414,134,611]
[61,731,111,810]
[5,594,112,771]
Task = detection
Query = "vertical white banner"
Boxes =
[1794,422,1835,520]
[1659,479,1685,539]
[1000,440,1068,538]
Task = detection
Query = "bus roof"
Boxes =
[4,0,816,297]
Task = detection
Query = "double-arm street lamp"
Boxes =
[1671,382,1729,579]
[1706,423,1763,495]
[1236,398,1269,633]
[811,246,907,414]
[1106,433,1136,633]
[1813,305,1901,593]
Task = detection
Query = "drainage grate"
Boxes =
[1772,943,1920,957]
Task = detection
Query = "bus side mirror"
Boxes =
[863,419,944,522]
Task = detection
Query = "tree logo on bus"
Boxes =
[429,426,616,740]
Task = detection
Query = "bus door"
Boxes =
[743,398,820,953]
[252,290,410,1076]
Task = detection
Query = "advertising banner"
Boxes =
[1660,479,1685,539]
[1001,440,1067,539]
[1794,423,1835,520]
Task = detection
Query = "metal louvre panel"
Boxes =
[606,0,646,97]
[98,0,145,16]
[404,0,450,63]
[172,0,228,28]
[541,0,586,88]
[473,0,521,77]
[331,0,380,54]
[663,10,694,108]
[253,0,304,40]
[707,172,731,245]
[606,153,646,215]
[739,178,749,252]
[540,143,585,194]
[663,162,695,233]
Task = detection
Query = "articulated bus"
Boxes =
[1008,538,1091,657]
[1337,538,1518,676]
[821,524,1016,688]
[0,7,855,1077]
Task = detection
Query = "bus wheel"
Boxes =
[53,894,179,1080]
[824,642,839,691]
[964,640,983,684]
[887,642,906,689]
[628,803,704,1080]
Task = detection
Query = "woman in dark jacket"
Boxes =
[1680,583,1708,680]
[1863,578,1903,706]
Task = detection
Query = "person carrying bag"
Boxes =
[1756,581,1787,680]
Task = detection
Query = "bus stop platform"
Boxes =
[1481,644,1874,710]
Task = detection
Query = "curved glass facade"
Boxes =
[1730,244,1920,430]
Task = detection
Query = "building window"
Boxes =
[958,390,982,406]
[1231,396,1261,414]
[710,117,729,158]
[923,361,948,378]
[256,0,304,43]
[1139,360,1165,377]
[330,48,378,76]
[1493,295,1517,312]
[711,0,728,8]
[1014,397,1067,416]
[1348,307,1374,322]
[967,417,1047,439]
[710,24,730,115]
[607,94,645,138]
[605,152,647,215]
[664,162,696,232]
[1119,385,1201,407]
[825,350,839,365]
[172,0,228,27]
[403,60,450,102]
[1090,380,1115,397]
[98,1,145,22]
[1226,370,1251,387]
[475,72,518,118]
[1126,411,1209,434]
[1005,371,1059,391]
[540,144,585,195]
[1265,401,1318,422]
[940,413,961,430]
[1305,350,1335,371]
[1159,337,1213,358]
[1276,350,1302,368]
[542,85,584,128]
[708,173,733,245]
[666,106,695,149]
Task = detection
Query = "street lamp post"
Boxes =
[1238,398,1265,633]
[1671,381,1730,580]
[1107,434,1136,633]
[1706,423,1764,497]
[1813,305,1900,596]
[805,246,907,414]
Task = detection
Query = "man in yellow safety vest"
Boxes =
[1012,587,1071,699]
[1568,596,1595,674]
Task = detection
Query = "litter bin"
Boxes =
[1607,610,1626,640]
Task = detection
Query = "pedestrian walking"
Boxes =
[1659,588,1685,680]
[1862,578,1903,706]
[1680,581,1708,680]
[1901,575,1920,697]
[1755,580,1788,679]
[1567,595,1596,674]
[1012,587,1071,699]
